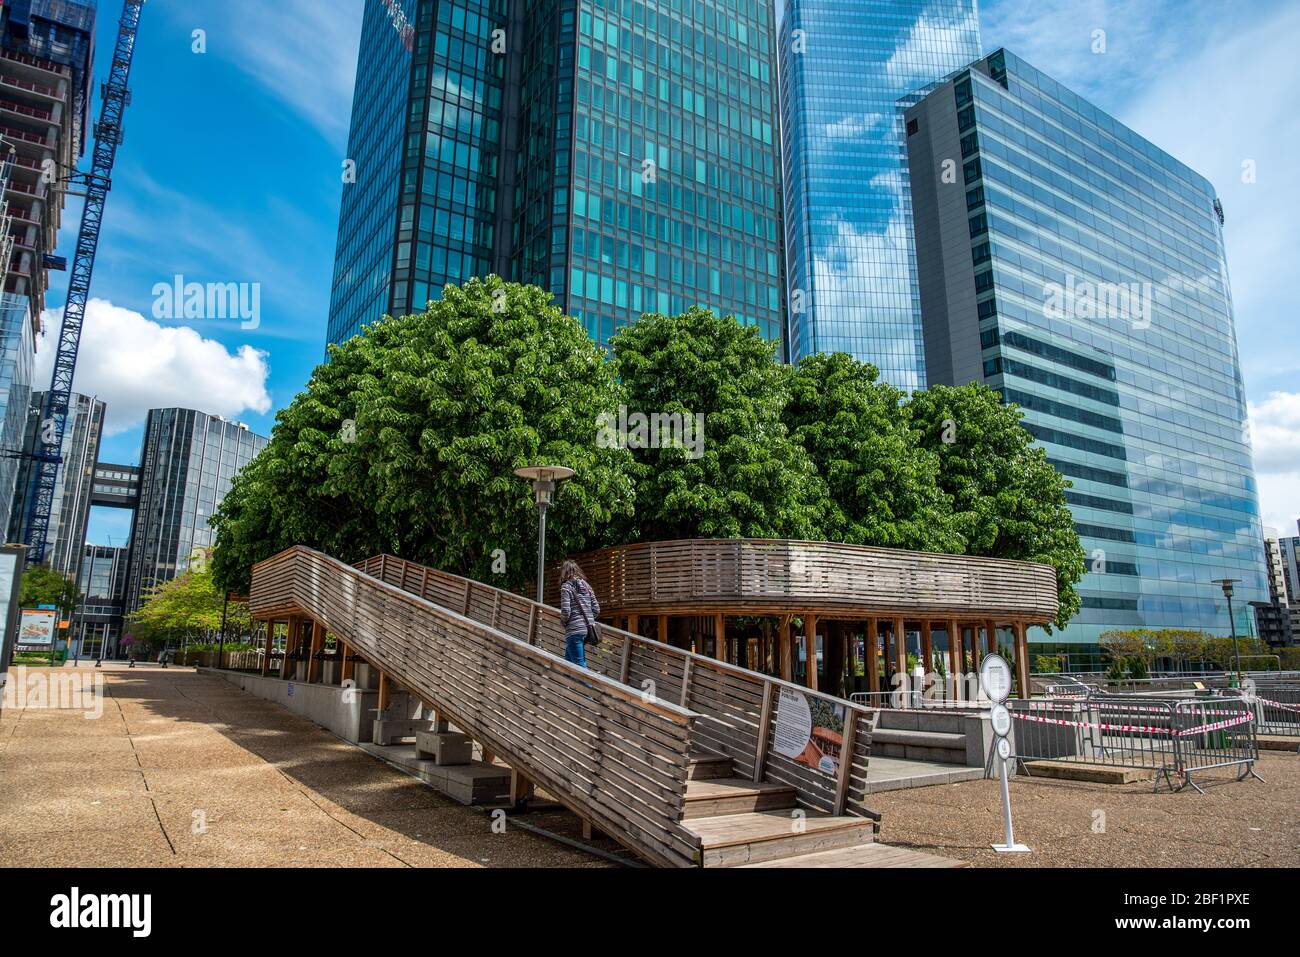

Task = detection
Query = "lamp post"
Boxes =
[513,466,575,602]
[1211,578,1243,686]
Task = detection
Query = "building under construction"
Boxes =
[0,0,96,537]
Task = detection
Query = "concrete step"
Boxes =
[876,711,967,734]
[871,728,969,765]
[687,753,735,780]
[739,843,965,868]
[684,811,874,867]
[683,777,796,818]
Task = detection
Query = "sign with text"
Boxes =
[773,686,847,777]
[17,609,58,651]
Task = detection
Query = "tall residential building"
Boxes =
[123,409,267,614]
[1279,534,1300,605]
[904,49,1266,651]
[7,390,104,581]
[777,0,980,384]
[0,0,96,541]
[1253,527,1294,646]
[327,0,784,349]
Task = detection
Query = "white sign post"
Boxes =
[981,654,1029,854]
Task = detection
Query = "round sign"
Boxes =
[990,703,1012,737]
[979,654,1013,703]
[996,737,1012,761]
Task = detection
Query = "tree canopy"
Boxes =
[609,306,826,542]
[783,352,961,552]
[211,276,634,595]
[212,281,1084,630]
[907,384,1085,630]
[128,562,251,648]
[19,565,81,618]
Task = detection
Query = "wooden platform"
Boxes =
[739,843,967,868]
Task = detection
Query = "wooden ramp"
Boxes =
[250,547,891,868]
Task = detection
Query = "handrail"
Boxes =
[355,553,884,821]
[250,546,703,867]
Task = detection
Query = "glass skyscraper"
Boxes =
[905,49,1266,651]
[778,0,980,385]
[328,0,784,348]
[124,409,268,613]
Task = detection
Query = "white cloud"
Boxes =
[36,300,272,436]
[1248,391,1300,533]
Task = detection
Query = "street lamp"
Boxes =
[513,465,575,602]
[1211,578,1243,685]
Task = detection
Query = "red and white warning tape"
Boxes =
[1013,710,1252,737]
[1251,696,1300,714]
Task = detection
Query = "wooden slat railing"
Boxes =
[353,553,885,823]
[547,539,1060,621]
[250,547,702,868]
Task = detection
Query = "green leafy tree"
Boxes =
[907,383,1084,630]
[212,277,634,595]
[608,307,827,542]
[19,565,81,618]
[783,352,961,551]
[128,562,252,646]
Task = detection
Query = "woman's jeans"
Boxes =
[564,633,587,668]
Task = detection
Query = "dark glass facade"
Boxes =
[778,0,980,385]
[327,0,784,348]
[906,50,1266,649]
[123,410,268,614]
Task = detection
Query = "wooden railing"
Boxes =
[354,554,884,823]
[251,547,702,868]
[548,538,1060,621]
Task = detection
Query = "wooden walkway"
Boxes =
[248,547,967,868]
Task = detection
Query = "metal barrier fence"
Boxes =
[1239,683,1300,737]
[1008,693,1260,793]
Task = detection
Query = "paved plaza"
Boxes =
[2,665,1296,868]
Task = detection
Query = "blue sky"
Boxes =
[56,0,1299,544]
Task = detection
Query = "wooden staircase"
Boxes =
[681,751,959,868]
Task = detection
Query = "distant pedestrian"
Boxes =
[559,560,600,668]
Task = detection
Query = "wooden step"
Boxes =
[683,777,796,818]
[739,843,965,868]
[687,753,735,780]
[684,811,873,867]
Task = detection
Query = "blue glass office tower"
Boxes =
[905,50,1266,651]
[328,0,784,349]
[778,0,980,386]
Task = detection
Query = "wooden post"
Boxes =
[985,619,998,663]
[752,681,775,784]
[846,623,856,694]
[510,768,534,806]
[307,620,324,683]
[832,709,860,815]
[780,615,793,682]
[627,613,639,636]
[893,617,906,677]
[921,621,932,676]
[377,671,390,715]
[340,639,354,684]
[280,616,298,679]
[1014,621,1030,699]
[261,620,272,676]
[947,619,960,700]
[714,612,726,662]
[866,618,879,696]
[804,614,818,691]
[657,614,669,646]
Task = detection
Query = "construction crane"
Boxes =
[22,0,145,563]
